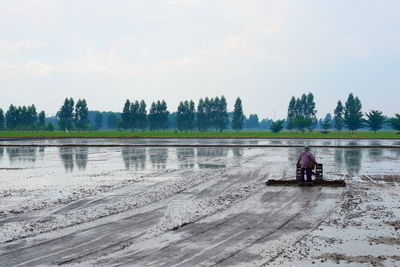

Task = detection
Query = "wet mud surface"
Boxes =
[0,139,399,266]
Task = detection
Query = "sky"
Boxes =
[0,0,399,119]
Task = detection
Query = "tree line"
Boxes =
[286,92,400,133]
[0,104,49,130]
[121,96,230,132]
[0,93,399,133]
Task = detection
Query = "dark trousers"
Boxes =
[300,168,313,182]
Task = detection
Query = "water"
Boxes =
[0,139,399,191]
[1,138,400,146]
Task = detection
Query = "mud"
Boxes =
[0,139,399,266]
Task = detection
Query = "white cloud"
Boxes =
[65,36,147,76]
[0,39,47,54]
[23,61,56,76]
[0,60,56,78]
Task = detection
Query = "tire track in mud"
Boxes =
[95,186,323,267]
[0,167,227,244]
[0,150,336,267]
[259,189,347,266]
[56,156,278,265]
[0,151,270,266]
[209,191,325,267]
[95,185,290,267]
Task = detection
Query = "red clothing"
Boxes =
[298,151,316,168]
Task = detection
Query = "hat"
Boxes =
[304,146,310,151]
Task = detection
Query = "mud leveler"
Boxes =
[266,164,346,187]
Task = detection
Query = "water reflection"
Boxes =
[288,145,364,175]
[344,147,362,175]
[122,147,146,170]
[177,148,195,168]
[59,147,89,172]
[59,147,74,171]
[232,147,244,157]
[75,147,88,170]
[0,147,4,159]
[368,141,383,160]
[197,148,228,169]
[288,147,303,163]
[198,163,225,169]
[197,148,228,157]
[149,148,168,169]
[334,149,343,165]
[7,147,38,162]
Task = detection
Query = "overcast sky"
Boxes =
[0,0,399,119]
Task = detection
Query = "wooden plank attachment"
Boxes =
[266,179,346,187]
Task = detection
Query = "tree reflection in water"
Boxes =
[232,147,244,157]
[149,148,168,169]
[122,147,146,170]
[344,142,362,175]
[59,147,89,172]
[196,148,227,169]
[59,147,74,172]
[75,147,88,170]
[288,147,303,163]
[0,147,4,159]
[334,148,344,166]
[390,141,400,157]
[7,147,38,162]
[177,148,195,169]
[368,141,383,160]
[196,147,228,157]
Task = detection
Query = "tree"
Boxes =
[244,114,259,129]
[130,100,140,130]
[289,93,317,132]
[75,99,89,130]
[196,98,207,131]
[159,100,169,129]
[38,111,46,129]
[19,106,28,128]
[176,101,186,131]
[270,120,285,133]
[211,97,219,130]
[107,113,118,129]
[259,118,272,129]
[365,110,385,133]
[387,114,400,133]
[287,96,296,131]
[232,97,245,131]
[188,100,195,131]
[57,98,75,130]
[321,113,332,133]
[137,100,147,130]
[343,93,364,133]
[305,92,317,131]
[149,102,157,130]
[5,105,19,129]
[215,96,228,132]
[0,108,4,130]
[26,105,37,129]
[203,97,213,131]
[46,122,55,131]
[334,101,344,131]
[121,100,131,129]
[94,111,102,130]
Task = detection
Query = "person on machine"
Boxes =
[297,146,318,182]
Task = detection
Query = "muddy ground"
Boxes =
[0,139,399,266]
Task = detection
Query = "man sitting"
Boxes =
[297,146,318,182]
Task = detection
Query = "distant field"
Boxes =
[0,130,399,139]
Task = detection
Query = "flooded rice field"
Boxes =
[0,139,399,266]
